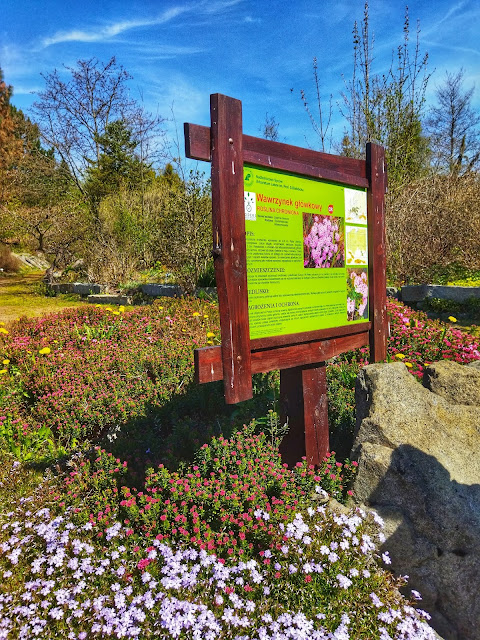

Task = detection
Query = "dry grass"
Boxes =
[0,245,21,273]
[386,172,480,284]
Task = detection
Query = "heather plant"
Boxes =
[0,298,220,445]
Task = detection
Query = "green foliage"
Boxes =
[151,169,212,294]
[326,359,360,459]
[84,120,155,208]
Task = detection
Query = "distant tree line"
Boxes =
[295,3,480,283]
[2,2,480,288]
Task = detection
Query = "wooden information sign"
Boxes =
[185,93,387,467]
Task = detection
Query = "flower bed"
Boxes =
[1,297,478,638]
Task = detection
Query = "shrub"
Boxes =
[0,298,220,444]
[0,483,436,639]
[0,244,21,272]
[386,172,480,284]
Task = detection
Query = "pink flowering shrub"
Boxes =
[59,426,356,559]
[0,299,219,444]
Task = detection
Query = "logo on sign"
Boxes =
[328,204,334,213]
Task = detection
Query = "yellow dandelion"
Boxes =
[38,347,51,355]
[2,359,9,365]
[95,304,101,308]
[448,316,457,323]
[395,353,406,360]
[0,369,7,374]
[405,362,413,368]
[0,328,8,335]
[193,312,200,317]
[206,332,215,338]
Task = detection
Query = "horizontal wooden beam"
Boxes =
[195,331,369,384]
[251,321,370,350]
[185,123,368,188]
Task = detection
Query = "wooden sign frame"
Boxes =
[185,93,387,466]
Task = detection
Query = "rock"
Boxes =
[386,286,400,300]
[351,361,480,640]
[423,360,480,406]
[71,283,102,295]
[49,283,74,294]
[141,284,183,297]
[401,284,480,304]
[13,253,50,270]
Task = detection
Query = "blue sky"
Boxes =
[1,0,480,164]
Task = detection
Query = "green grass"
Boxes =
[0,271,86,325]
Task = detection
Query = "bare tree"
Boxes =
[340,3,430,192]
[32,57,164,196]
[260,113,280,142]
[299,57,333,152]
[426,69,480,175]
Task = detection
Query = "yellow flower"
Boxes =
[0,322,4,325]
[2,359,9,365]
[206,332,215,338]
[405,362,413,368]
[192,312,200,317]
[203,315,208,319]
[119,306,125,313]
[207,340,213,345]
[95,304,101,308]
[113,311,120,316]
[0,328,8,335]
[0,369,7,374]
[38,347,51,355]
[448,316,457,323]
[395,353,405,360]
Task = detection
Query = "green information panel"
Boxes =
[244,165,369,340]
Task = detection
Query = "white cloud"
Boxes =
[40,0,244,48]
[41,6,190,48]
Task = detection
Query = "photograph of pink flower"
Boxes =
[303,213,345,268]
[347,267,368,321]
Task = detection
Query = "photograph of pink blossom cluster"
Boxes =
[347,268,368,321]
[303,213,345,269]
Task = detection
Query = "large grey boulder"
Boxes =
[351,361,480,640]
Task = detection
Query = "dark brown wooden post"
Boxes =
[366,142,387,363]
[279,362,329,468]
[210,94,253,403]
